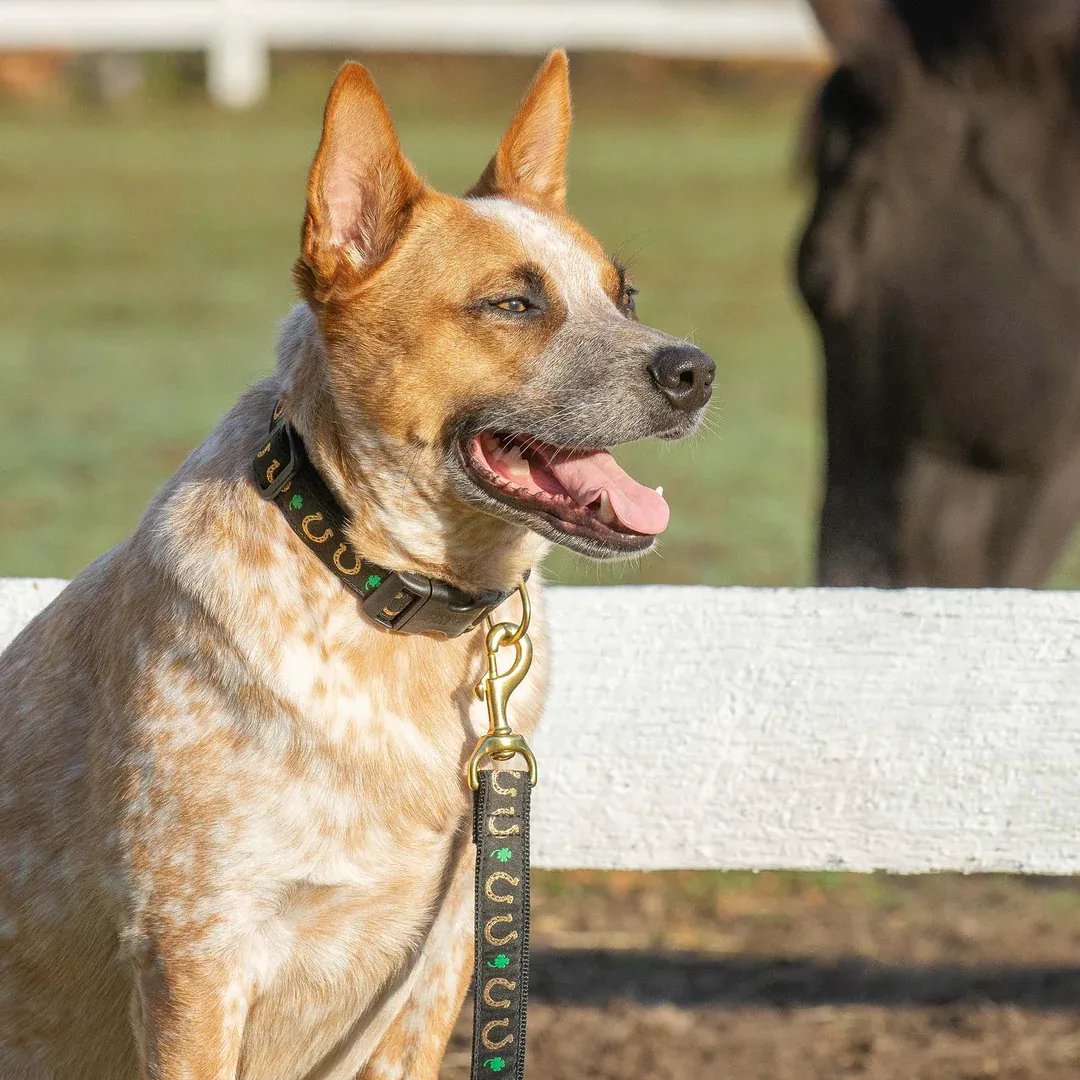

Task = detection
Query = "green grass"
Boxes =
[0,57,824,585]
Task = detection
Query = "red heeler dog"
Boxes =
[0,51,713,1079]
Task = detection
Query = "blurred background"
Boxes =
[0,40,823,589]
[4,2,1080,1077]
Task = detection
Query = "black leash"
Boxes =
[468,591,538,1078]
[471,770,532,1078]
[254,403,539,1074]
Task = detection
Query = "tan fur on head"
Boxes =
[284,59,581,592]
[277,51,697,590]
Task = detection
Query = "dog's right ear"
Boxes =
[297,64,427,299]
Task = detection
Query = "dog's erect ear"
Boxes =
[467,49,571,210]
[299,63,426,293]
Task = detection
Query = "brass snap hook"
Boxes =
[467,583,538,790]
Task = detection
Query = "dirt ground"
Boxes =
[440,872,1080,1079]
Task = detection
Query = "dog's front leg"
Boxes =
[131,941,249,1080]
[357,845,475,1080]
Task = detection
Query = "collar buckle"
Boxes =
[362,570,506,639]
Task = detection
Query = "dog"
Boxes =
[0,51,713,1079]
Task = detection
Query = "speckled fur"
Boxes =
[0,52,639,1080]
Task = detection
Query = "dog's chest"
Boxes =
[229,609,483,885]
[125,531,547,1077]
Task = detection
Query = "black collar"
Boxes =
[252,405,517,638]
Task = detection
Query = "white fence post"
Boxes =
[208,0,269,108]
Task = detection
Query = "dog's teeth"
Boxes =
[492,442,532,482]
[504,448,532,482]
[597,490,618,527]
[655,485,664,497]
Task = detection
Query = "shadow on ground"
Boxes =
[528,949,1080,1010]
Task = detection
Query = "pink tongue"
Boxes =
[544,450,670,535]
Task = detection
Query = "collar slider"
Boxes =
[255,415,301,501]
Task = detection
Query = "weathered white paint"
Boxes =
[2,580,1078,874]
[0,579,67,650]
[0,0,826,107]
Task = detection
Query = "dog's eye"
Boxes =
[494,297,531,314]
[622,287,638,313]
[484,293,545,318]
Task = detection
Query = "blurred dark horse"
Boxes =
[799,0,1080,586]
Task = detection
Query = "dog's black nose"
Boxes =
[648,346,715,412]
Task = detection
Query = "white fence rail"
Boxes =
[0,0,826,107]
[4,578,1079,875]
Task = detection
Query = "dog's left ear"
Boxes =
[467,49,571,211]
[298,63,428,297]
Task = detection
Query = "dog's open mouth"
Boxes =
[459,432,669,555]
